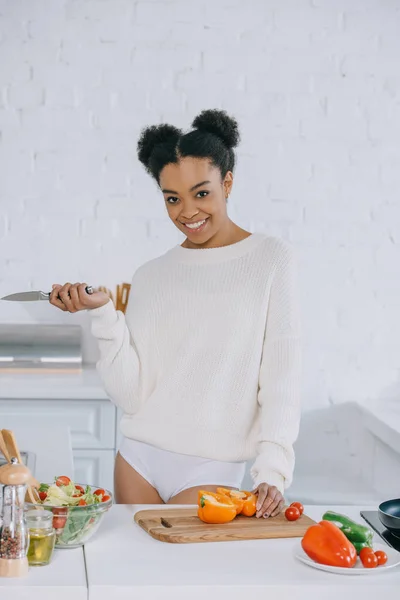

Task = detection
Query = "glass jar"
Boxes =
[25,510,55,567]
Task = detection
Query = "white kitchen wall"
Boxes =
[1,0,400,412]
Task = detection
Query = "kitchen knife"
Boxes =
[1,285,94,302]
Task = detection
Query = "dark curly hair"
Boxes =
[137,109,240,184]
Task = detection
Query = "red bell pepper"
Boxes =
[301,520,357,568]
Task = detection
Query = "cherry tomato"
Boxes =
[375,550,388,566]
[56,476,71,487]
[78,498,87,506]
[359,547,374,560]
[39,491,47,502]
[360,550,378,568]
[285,506,300,521]
[53,507,68,515]
[75,485,85,494]
[94,488,105,497]
[52,516,67,529]
[290,502,304,515]
[53,517,66,529]
[102,495,111,503]
[52,506,68,529]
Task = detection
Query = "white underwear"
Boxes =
[118,437,246,503]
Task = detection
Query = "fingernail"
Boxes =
[263,514,269,519]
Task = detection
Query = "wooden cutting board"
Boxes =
[134,507,315,544]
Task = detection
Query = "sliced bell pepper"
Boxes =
[197,491,237,524]
[217,487,241,497]
[216,488,257,517]
[322,511,373,554]
[302,520,357,568]
[241,491,257,517]
[216,488,245,515]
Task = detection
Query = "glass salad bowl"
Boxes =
[25,480,113,549]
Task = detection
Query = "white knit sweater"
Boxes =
[90,234,302,493]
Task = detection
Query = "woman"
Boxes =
[50,109,301,519]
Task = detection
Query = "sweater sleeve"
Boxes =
[89,299,141,414]
[250,242,302,494]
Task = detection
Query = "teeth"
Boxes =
[185,219,206,230]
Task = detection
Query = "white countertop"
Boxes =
[2,504,400,599]
[84,504,400,600]
[361,400,400,453]
[0,365,108,400]
[0,547,87,600]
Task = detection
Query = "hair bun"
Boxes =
[137,124,182,167]
[192,109,240,148]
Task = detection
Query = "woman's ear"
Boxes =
[224,171,233,199]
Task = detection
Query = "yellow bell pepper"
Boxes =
[197,490,237,524]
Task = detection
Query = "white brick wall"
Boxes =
[1,0,400,412]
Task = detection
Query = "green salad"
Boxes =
[38,475,110,507]
[34,476,112,548]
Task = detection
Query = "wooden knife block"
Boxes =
[98,283,131,314]
[115,283,131,313]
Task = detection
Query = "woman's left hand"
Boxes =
[253,483,285,518]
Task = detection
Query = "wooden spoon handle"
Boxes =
[0,430,10,462]
[2,430,23,463]
[1,429,40,503]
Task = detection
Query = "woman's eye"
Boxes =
[196,191,209,198]
[166,196,179,204]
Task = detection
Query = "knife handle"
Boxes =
[51,285,94,298]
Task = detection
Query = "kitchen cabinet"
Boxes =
[0,367,117,492]
[73,449,115,492]
[1,370,399,505]
[0,399,116,449]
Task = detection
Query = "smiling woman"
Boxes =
[160,159,233,245]
[49,109,302,519]
[137,109,242,249]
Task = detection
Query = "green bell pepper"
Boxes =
[322,511,373,554]
[353,541,373,553]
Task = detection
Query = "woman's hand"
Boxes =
[50,283,110,312]
[253,482,285,518]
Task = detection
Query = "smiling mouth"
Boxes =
[181,218,209,232]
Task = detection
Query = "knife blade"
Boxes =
[1,286,94,302]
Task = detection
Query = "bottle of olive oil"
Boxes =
[25,510,56,567]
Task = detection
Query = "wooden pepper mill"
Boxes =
[0,458,34,577]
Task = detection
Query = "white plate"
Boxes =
[294,541,400,575]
